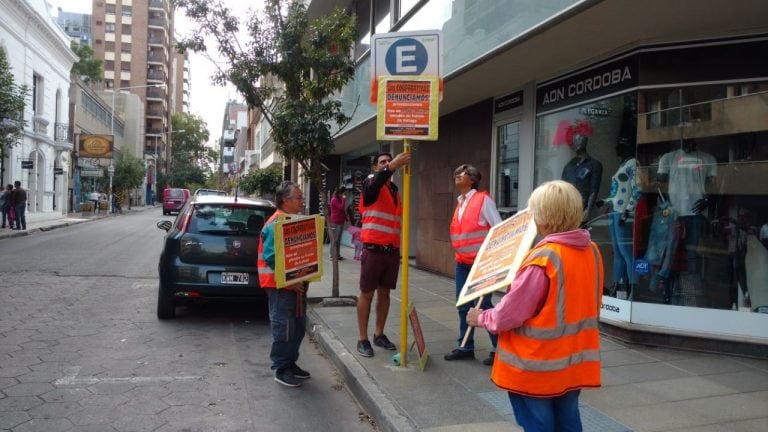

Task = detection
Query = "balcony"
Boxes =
[146,88,166,100]
[33,114,49,135]
[148,35,166,46]
[149,0,167,11]
[147,54,165,64]
[54,123,70,142]
[147,70,165,82]
[148,17,167,28]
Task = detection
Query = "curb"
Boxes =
[307,307,418,432]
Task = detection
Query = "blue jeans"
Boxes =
[508,390,582,432]
[455,262,497,352]
[608,211,636,284]
[267,289,306,370]
[14,203,26,230]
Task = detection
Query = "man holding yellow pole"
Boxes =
[356,151,411,357]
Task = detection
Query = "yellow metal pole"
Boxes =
[399,139,411,367]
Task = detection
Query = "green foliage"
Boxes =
[168,113,216,189]
[0,49,30,159]
[176,0,358,297]
[112,153,147,193]
[239,166,283,198]
[70,41,103,83]
[176,0,356,182]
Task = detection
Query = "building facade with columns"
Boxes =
[1,0,77,221]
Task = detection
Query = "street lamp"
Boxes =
[109,83,166,214]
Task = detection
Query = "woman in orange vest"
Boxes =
[468,180,604,432]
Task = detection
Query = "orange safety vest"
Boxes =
[360,178,402,247]
[491,242,604,397]
[257,211,282,290]
[450,191,491,265]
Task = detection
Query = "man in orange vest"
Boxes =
[356,151,411,357]
[445,164,501,365]
[258,181,311,387]
[468,180,604,431]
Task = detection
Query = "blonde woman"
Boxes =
[469,180,604,431]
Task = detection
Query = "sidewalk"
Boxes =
[307,245,768,432]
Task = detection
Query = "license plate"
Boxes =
[221,272,249,285]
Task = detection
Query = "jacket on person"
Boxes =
[450,191,492,265]
[0,190,9,210]
[257,210,304,292]
[490,238,604,397]
[360,178,402,247]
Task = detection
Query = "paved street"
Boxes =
[0,209,374,432]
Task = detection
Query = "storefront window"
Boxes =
[636,82,768,312]
[535,82,768,314]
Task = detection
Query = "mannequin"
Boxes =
[561,134,603,223]
[602,138,640,298]
[657,139,717,276]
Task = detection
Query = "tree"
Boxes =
[176,0,357,297]
[0,49,29,162]
[168,113,216,189]
[240,166,283,199]
[112,153,147,207]
[70,41,103,83]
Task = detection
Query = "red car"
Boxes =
[162,188,190,215]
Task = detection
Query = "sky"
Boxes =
[49,0,248,147]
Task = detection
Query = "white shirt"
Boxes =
[457,189,502,226]
[658,149,717,216]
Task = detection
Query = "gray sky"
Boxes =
[49,0,247,147]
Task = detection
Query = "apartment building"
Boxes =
[90,0,179,191]
[300,0,768,354]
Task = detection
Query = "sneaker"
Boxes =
[444,349,475,361]
[373,334,396,351]
[482,352,495,366]
[357,340,374,357]
[290,363,311,379]
[274,368,302,387]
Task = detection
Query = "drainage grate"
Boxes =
[478,391,633,432]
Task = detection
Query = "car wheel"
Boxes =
[157,283,176,319]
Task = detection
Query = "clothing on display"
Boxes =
[657,148,717,216]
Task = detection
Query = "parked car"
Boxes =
[157,195,276,319]
[156,195,276,319]
[193,188,227,197]
[162,187,190,215]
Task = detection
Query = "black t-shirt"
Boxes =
[561,155,602,208]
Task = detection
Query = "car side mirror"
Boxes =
[157,220,173,231]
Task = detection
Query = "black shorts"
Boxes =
[359,248,400,293]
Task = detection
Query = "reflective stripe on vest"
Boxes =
[513,245,602,340]
[450,191,490,263]
[491,241,603,397]
[257,212,281,288]
[360,181,402,247]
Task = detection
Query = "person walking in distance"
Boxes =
[0,184,12,228]
[468,180,604,431]
[258,181,311,387]
[11,181,27,230]
[445,164,502,365]
[329,186,348,260]
[356,151,411,357]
